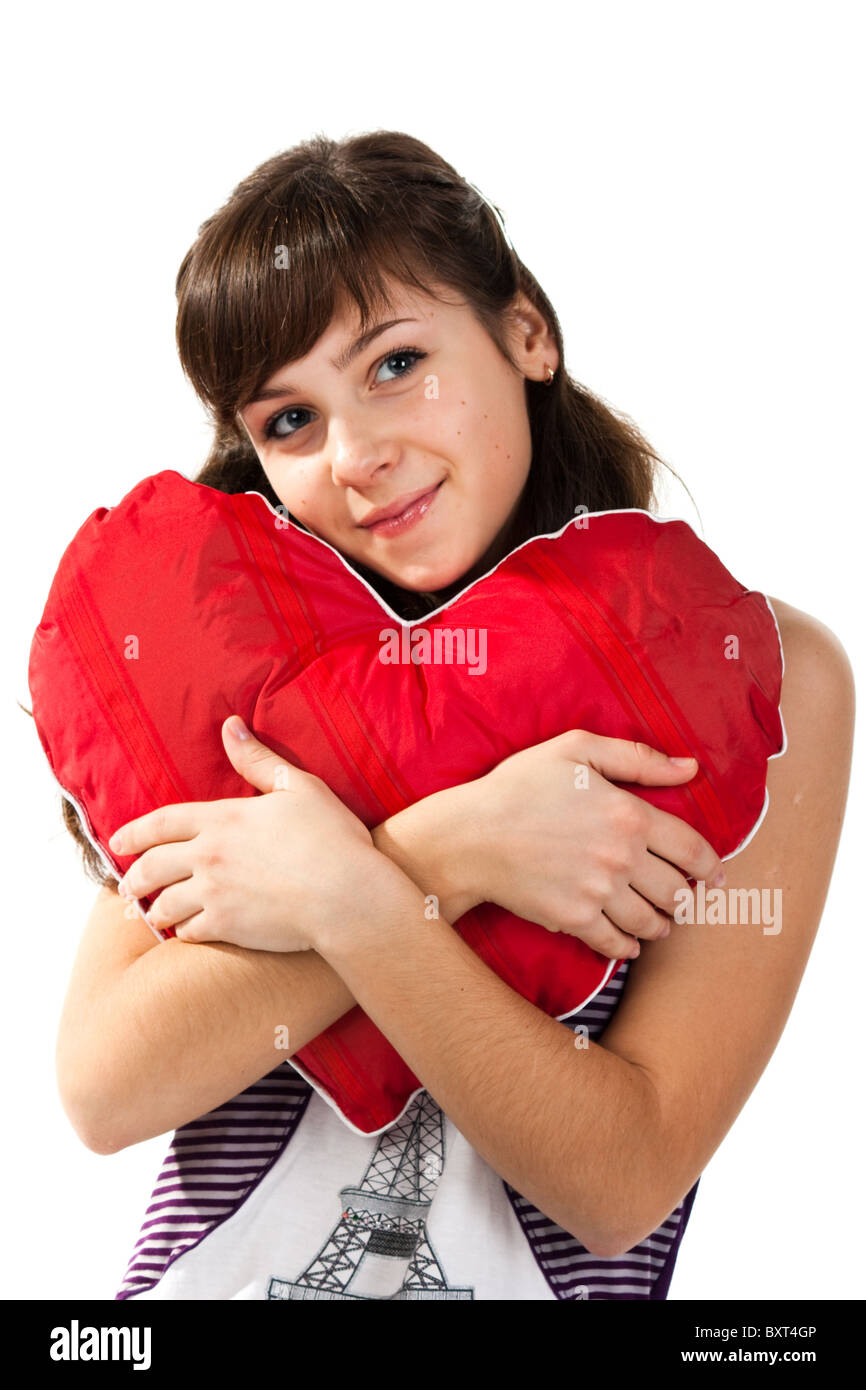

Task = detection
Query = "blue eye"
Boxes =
[374,346,426,383]
[266,406,313,440]
[262,345,427,440]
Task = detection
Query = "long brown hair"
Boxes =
[28,128,689,889]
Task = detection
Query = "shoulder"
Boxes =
[766,595,854,707]
[764,595,855,784]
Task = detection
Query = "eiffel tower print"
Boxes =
[267,1090,474,1299]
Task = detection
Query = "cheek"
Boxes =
[264,460,315,517]
[473,429,528,509]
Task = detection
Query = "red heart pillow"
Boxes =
[28,470,784,1134]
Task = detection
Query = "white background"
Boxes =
[5,0,863,1300]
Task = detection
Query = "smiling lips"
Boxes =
[358,480,444,536]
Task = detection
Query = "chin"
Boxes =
[386,556,478,597]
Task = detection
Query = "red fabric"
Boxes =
[29,469,784,1134]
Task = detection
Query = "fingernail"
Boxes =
[629,941,641,958]
[109,830,123,851]
[712,869,727,888]
[230,717,251,740]
[670,756,696,766]
[659,922,671,938]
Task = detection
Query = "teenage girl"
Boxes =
[52,131,853,1299]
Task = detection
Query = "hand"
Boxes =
[460,729,727,959]
[109,716,384,952]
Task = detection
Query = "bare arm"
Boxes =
[57,793,473,1153]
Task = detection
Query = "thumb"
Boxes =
[571,731,699,787]
[221,715,297,794]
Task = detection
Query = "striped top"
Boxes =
[116,958,699,1300]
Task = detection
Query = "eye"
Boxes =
[374,345,426,384]
[265,406,313,440]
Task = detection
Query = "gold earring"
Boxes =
[544,363,555,385]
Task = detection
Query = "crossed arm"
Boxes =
[56,598,854,1258]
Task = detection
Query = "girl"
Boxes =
[52,131,854,1300]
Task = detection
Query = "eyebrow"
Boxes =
[247,317,419,405]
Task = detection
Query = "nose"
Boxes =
[328,421,394,492]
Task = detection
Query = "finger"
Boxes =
[625,852,698,919]
[173,910,212,944]
[221,715,299,794]
[109,803,206,856]
[553,909,642,962]
[643,804,725,886]
[602,887,672,941]
[117,844,196,901]
[564,730,698,786]
[147,880,204,932]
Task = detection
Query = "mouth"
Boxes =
[358,480,445,537]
